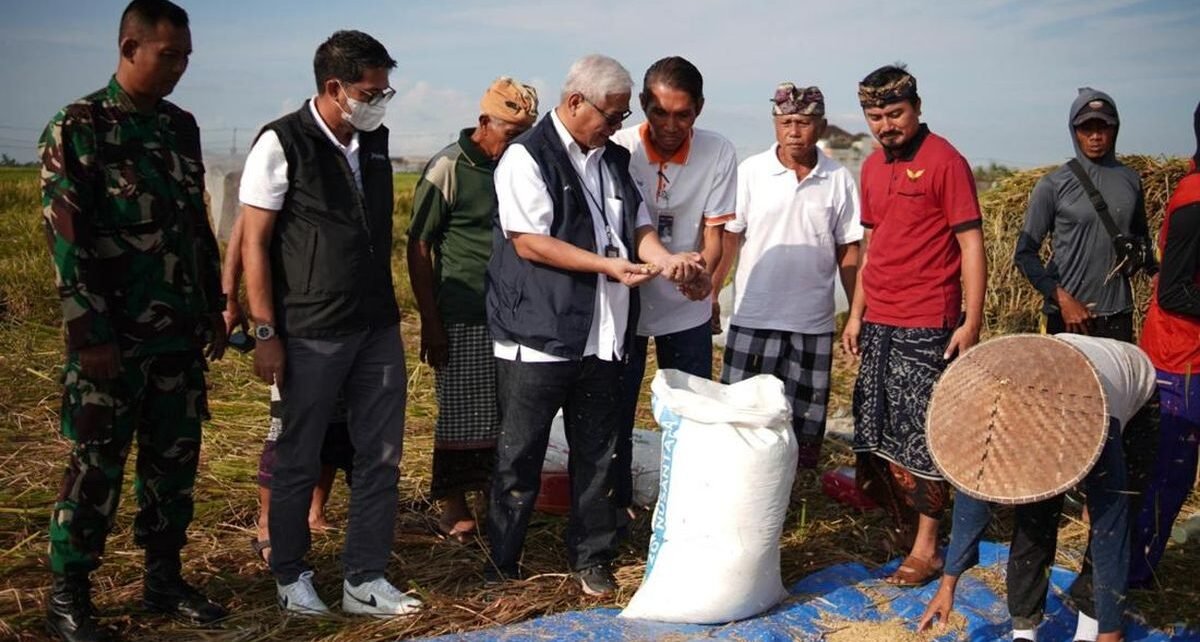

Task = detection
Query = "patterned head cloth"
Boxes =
[858,72,918,108]
[771,83,825,116]
[480,77,539,126]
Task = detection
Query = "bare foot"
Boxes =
[308,514,332,533]
[436,493,477,543]
[437,515,476,543]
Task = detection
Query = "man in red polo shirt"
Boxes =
[842,64,987,587]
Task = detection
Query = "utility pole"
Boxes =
[230,128,238,156]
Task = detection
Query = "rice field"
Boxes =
[0,161,1195,640]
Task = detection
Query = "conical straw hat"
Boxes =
[926,334,1108,505]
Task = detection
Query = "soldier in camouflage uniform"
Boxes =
[39,2,228,640]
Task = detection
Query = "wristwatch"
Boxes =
[253,322,276,341]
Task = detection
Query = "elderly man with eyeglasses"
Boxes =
[484,54,706,596]
[238,30,419,617]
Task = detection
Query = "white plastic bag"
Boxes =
[620,369,797,624]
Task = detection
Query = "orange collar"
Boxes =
[639,122,691,165]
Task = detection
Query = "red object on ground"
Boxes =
[820,466,878,511]
[535,470,571,515]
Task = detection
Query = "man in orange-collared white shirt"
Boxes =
[611,56,737,516]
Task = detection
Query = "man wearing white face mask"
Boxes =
[239,30,419,618]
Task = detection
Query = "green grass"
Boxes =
[0,167,38,183]
[0,169,1195,640]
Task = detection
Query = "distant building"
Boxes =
[818,125,876,182]
[391,156,428,173]
[203,154,246,242]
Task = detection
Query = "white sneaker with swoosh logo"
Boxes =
[342,578,422,617]
[277,570,330,616]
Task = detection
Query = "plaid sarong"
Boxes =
[851,322,952,479]
[720,325,833,468]
[434,323,500,449]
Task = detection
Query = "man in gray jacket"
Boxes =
[1013,87,1151,342]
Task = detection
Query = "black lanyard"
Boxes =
[581,163,615,246]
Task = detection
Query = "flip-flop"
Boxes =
[250,538,271,564]
[884,554,942,587]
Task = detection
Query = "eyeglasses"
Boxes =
[585,99,632,127]
[340,81,396,107]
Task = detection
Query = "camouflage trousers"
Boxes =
[49,350,209,576]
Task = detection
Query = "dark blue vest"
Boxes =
[485,114,642,359]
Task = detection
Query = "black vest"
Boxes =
[263,102,400,338]
[485,114,642,359]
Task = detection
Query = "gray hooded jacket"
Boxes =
[1013,88,1149,316]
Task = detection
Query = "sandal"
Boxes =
[884,554,942,587]
[250,538,271,564]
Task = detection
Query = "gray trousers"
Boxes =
[268,325,407,585]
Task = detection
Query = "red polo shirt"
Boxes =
[860,125,981,328]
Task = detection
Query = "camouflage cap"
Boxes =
[771,83,825,116]
[857,73,917,109]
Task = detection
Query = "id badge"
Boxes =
[604,244,620,282]
[657,213,675,246]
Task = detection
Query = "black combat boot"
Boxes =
[142,550,228,625]
[45,573,112,642]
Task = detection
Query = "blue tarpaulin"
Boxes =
[414,542,1198,641]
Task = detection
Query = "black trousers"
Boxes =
[486,356,622,575]
[1006,498,1069,629]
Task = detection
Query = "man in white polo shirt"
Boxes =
[711,83,862,470]
[610,56,736,514]
[485,54,706,597]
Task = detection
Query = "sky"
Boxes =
[2,0,1198,169]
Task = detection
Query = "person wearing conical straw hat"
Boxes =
[408,76,538,543]
[917,334,1156,642]
[1129,100,1200,588]
[842,63,987,587]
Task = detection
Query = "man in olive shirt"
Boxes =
[407,77,538,542]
